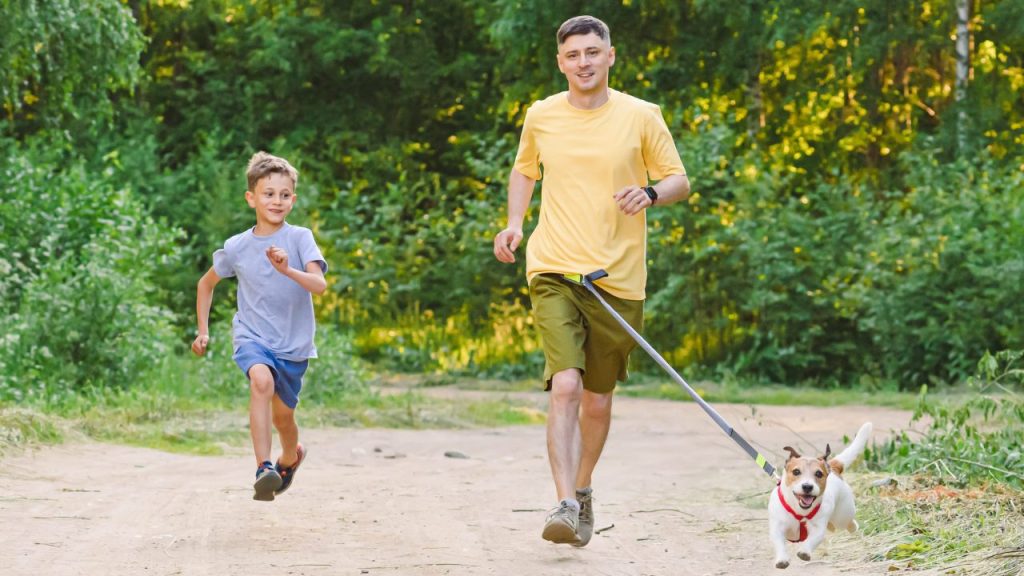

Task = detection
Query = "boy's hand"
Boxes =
[266,245,289,274]
[192,334,209,356]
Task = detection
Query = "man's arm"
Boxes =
[493,168,537,263]
[614,173,690,216]
[192,267,222,356]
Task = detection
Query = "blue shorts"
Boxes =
[233,341,308,409]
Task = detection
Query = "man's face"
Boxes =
[556,32,615,95]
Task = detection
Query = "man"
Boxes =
[493,15,690,546]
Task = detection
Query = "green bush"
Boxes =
[867,350,1024,489]
[858,150,1024,387]
[645,135,1024,388]
[0,142,183,401]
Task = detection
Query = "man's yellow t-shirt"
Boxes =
[513,89,686,300]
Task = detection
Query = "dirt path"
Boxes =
[0,393,929,576]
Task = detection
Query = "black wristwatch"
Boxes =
[643,186,658,205]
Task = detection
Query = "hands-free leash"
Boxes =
[562,269,779,482]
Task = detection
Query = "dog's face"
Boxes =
[781,445,832,510]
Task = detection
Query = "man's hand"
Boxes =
[266,245,289,273]
[192,334,209,356]
[494,228,523,263]
[614,185,653,216]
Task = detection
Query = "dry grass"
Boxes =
[831,474,1024,576]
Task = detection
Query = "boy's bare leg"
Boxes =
[271,394,298,466]
[547,368,583,501]
[575,389,613,489]
[248,364,275,464]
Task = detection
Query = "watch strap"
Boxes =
[643,186,658,205]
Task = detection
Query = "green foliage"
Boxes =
[858,151,1024,386]
[348,302,543,378]
[645,138,1024,387]
[0,0,144,138]
[0,141,182,400]
[867,351,1024,489]
[3,0,1024,397]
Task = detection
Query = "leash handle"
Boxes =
[568,270,777,480]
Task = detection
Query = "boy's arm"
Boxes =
[192,267,222,356]
[266,246,327,294]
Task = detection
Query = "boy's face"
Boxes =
[245,172,296,227]
[556,32,615,96]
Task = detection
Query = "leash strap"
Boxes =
[562,270,778,480]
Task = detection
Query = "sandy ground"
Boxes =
[0,392,931,576]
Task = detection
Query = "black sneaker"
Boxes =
[253,461,282,501]
[275,443,307,495]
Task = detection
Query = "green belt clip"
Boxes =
[561,270,608,286]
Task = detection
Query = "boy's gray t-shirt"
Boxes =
[212,223,327,360]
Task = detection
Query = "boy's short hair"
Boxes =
[556,15,610,46]
[246,151,299,191]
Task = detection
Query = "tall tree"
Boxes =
[0,0,144,138]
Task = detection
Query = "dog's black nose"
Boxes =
[801,484,814,494]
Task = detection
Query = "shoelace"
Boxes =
[546,502,579,526]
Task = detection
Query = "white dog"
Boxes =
[768,422,873,569]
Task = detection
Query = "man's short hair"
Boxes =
[246,151,298,191]
[556,15,610,46]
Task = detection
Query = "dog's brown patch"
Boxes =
[829,459,845,476]
[782,445,833,502]
[783,456,828,491]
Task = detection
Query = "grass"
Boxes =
[0,406,67,452]
[616,374,921,410]
[834,474,1024,576]
[0,344,547,456]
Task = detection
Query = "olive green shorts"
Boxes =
[529,274,644,394]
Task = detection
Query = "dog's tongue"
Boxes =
[798,494,816,508]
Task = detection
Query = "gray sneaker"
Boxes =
[541,501,581,544]
[573,488,594,547]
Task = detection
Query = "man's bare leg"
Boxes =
[576,389,613,489]
[547,368,583,500]
[542,368,584,543]
[572,389,613,546]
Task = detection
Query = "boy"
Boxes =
[192,151,327,501]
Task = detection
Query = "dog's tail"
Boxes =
[829,422,873,475]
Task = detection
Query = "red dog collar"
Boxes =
[776,485,821,543]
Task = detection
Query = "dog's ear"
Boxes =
[783,446,801,460]
[815,444,831,471]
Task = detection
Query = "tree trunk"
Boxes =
[955,0,970,154]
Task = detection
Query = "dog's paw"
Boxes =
[797,551,812,562]
[774,559,790,569]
